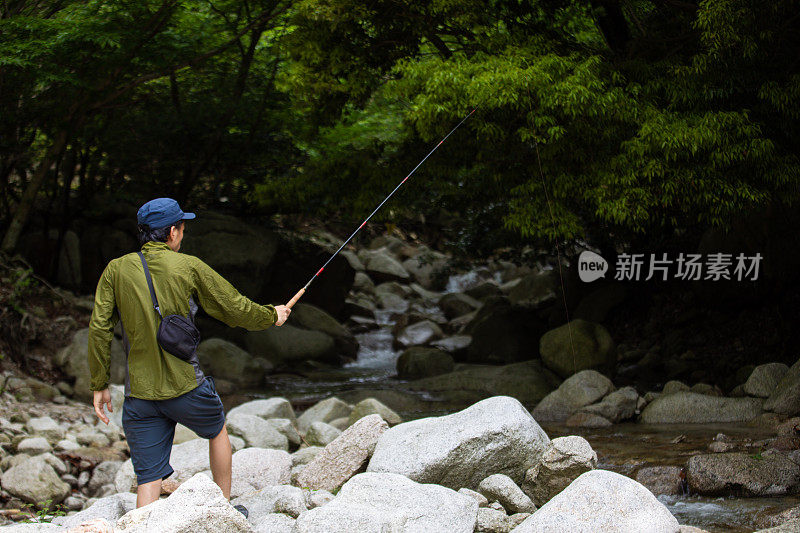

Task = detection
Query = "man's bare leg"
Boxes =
[137,479,162,508]
[209,425,232,500]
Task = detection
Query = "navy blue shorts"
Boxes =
[122,376,226,485]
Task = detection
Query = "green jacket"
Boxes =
[88,241,276,400]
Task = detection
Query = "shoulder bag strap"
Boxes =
[137,251,163,318]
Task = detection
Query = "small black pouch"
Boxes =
[138,251,200,361]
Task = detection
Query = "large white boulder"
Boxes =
[293,472,478,532]
[367,396,550,490]
[116,473,251,532]
[511,470,679,533]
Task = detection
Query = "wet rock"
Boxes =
[352,271,374,293]
[297,398,352,433]
[640,392,763,424]
[532,370,614,423]
[430,335,471,357]
[744,363,789,398]
[116,473,251,532]
[408,360,560,406]
[478,474,535,513]
[522,436,597,506]
[465,297,547,364]
[540,319,616,379]
[0,455,70,504]
[296,414,388,492]
[512,470,679,533]
[347,398,402,426]
[293,472,478,533]
[367,396,550,490]
[764,359,800,416]
[396,346,455,380]
[564,412,613,428]
[395,320,444,348]
[687,452,800,496]
[635,466,684,496]
[439,292,482,319]
[196,338,272,387]
[401,251,449,290]
[507,271,558,307]
[228,397,296,421]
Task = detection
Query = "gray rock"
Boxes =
[402,252,449,289]
[459,487,489,507]
[292,446,324,467]
[231,448,292,491]
[0,455,70,504]
[635,466,684,496]
[439,293,482,319]
[754,517,800,533]
[521,436,597,507]
[228,397,296,422]
[293,472,478,532]
[116,473,251,531]
[347,398,402,426]
[52,493,137,528]
[396,320,444,348]
[197,338,272,387]
[580,386,639,423]
[267,418,301,447]
[368,396,550,490]
[465,298,546,364]
[227,412,289,450]
[479,474,536,514]
[352,271,374,293]
[396,346,455,379]
[512,469,679,533]
[297,397,353,433]
[477,507,515,533]
[88,461,123,494]
[686,452,800,496]
[296,415,388,492]
[430,335,472,356]
[16,436,52,455]
[662,381,690,395]
[532,370,614,422]
[290,303,359,358]
[244,324,337,366]
[564,412,613,428]
[540,319,616,379]
[364,251,410,283]
[508,271,558,307]
[764,359,800,415]
[25,417,65,442]
[253,513,296,533]
[55,328,126,400]
[640,392,763,423]
[231,485,307,520]
[305,422,342,447]
[304,488,335,509]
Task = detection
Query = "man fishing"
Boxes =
[87,197,291,514]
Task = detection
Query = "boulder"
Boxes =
[293,472,478,532]
[573,284,628,324]
[439,293,482,320]
[55,328,126,400]
[305,422,342,447]
[347,398,402,426]
[396,347,455,380]
[296,414,388,492]
[532,370,614,423]
[407,360,560,406]
[395,320,444,348]
[662,381,690,395]
[635,466,684,496]
[507,271,558,307]
[511,470,680,533]
[197,338,272,387]
[244,324,337,366]
[364,250,410,283]
[52,493,137,529]
[579,386,639,423]
[226,412,289,450]
[744,363,789,398]
[88,461,124,494]
[231,448,292,492]
[686,452,800,496]
[227,397,296,421]
[289,303,359,358]
[116,473,251,531]
[0,455,70,504]
[539,319,616,379]
[297,397,353,433]
[367,396,550,490]
[476,507,515,533]
[430,335,472,357]
[764,359,800,416]
[465,297,547,364]
[26,417,66,442]
[254,513,296,532]
[564,412,612,428]
[640,392,763,424]
[231,485,307,520]
[401,251,449,290]
[479,474,536,514]
[521,436,597,506]
[16,436,52,455]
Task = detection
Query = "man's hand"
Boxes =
[93,389,113,425]
[274,305,291,326]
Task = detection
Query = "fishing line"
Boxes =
[285,108,477,309]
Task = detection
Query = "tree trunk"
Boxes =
[1,130,69,253]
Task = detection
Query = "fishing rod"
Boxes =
[285,107,477,309]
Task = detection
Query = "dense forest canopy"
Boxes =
[1,0,798,255]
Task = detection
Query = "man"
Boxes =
[87,198,290,513]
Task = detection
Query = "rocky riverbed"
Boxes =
[1,226,800,531]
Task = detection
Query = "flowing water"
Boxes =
[248,272,799,532]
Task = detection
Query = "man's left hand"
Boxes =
[93,389,113,425]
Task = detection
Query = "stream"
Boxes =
[242,272,799,532]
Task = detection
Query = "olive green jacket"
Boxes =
[88,241,276,400]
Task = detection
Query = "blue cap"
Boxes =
[137,198,196,229]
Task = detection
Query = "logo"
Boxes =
[578,251,608,282]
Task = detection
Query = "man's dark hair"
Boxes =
[137,221,184,246]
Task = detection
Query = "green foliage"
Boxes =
[20,499,67,523]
